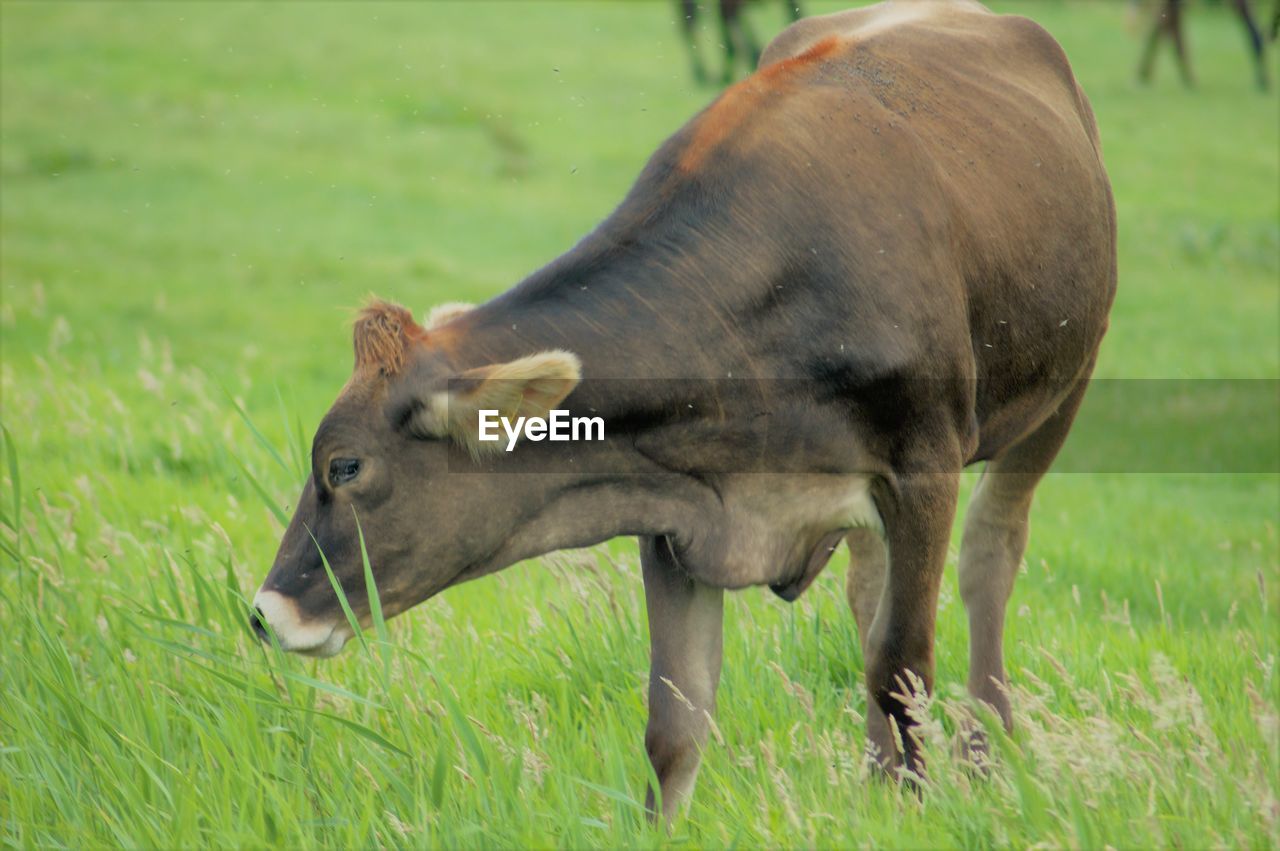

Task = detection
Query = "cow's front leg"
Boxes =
[640,534,724,823]
[864,469,960,778]
[844,527,896,769]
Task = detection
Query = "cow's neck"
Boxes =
[458,430,880,594]
[434,214,872,590]
[445,210,762,384]
[471,465,718,574]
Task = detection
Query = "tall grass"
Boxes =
[1,334,1276,846]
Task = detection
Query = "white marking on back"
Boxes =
[846,2,934,43]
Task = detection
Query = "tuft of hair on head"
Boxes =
[352,299,427,376]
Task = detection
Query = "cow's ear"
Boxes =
[405,351,581,454]
[423,302,474,330]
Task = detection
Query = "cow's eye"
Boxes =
[328,457,361,487]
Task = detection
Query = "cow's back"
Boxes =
[662,0,1115,456]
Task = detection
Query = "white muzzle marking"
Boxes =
[253,589,351,657]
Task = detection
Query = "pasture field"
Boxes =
[1,1,1277,847]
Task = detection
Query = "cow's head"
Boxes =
[250,299,581,655]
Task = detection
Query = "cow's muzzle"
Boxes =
[251,589,352,657]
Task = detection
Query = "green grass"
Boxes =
[1,1,1277,847]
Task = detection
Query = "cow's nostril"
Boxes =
[250,606,271,643]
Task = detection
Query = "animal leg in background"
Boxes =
[678,0,805,85]
[678,0,710,85]
[718,0,763,83]
[1230,0,1271,89]
[1138,0,1195,87]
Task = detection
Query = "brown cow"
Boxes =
[252,0,1115,820]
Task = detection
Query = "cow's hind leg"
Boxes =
[959,373,1093,749]
[844,527,896,768]
[641,535,724,823]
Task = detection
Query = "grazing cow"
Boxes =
[252,0,1115,820]
[678,0,805,84]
